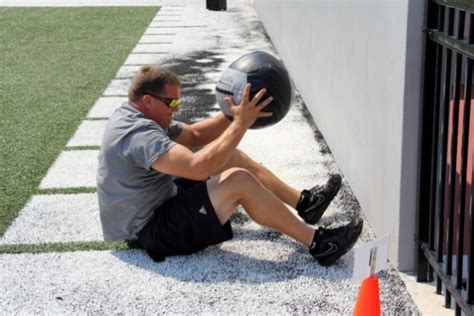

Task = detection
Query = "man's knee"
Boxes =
[223,167,258,188]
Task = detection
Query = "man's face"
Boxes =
[145,84,180,129]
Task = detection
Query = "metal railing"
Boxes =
[417,0,474,315]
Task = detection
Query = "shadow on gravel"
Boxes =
[160,50,225,124]
[112,234,354,285]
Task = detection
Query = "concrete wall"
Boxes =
[253,0,425,271]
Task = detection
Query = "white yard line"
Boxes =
[87,97,127,118]
[39,150,99,189]
[67,120,107,147]
[0,194,101,244]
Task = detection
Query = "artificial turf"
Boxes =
[0,7,160,238]
[0,240,139,255]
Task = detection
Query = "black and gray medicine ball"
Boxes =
[216,51,293,129]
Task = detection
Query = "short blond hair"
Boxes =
[128,65,180,101]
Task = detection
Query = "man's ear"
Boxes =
[142,95,153,110]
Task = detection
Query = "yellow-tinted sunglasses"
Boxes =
[145,92,181,109]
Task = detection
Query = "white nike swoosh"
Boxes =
[312,242,338,258]
[304,194,326,214]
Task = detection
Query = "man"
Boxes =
[97,65,362,266]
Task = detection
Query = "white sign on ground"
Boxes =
[352,234,390,283]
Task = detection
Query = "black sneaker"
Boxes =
[309,217,363,266]
[297,174,342,225]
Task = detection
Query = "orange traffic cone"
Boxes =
[353,275,381,316]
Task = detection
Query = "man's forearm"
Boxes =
[191,119,247,178]
[191,113,231,147]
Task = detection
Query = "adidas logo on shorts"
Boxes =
[198,206,207,215]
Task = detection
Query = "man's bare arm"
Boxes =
[152,84,273,180]
[173,113,231,148]
[151,119,247,180]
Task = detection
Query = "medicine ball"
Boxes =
[215,51,293,129]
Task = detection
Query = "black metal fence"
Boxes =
[417,0,474,315]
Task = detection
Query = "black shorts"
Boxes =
[137,178,233,261]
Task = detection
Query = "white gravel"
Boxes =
[0,246,361,315]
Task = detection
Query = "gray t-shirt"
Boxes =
[97,102,183,241]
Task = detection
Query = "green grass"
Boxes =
[37,187,97,195]
[0,7,160,238]
[64,146,101,151]
[0,240,140,254]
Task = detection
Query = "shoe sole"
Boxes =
[317,218,363,266]
[304,175,342,225]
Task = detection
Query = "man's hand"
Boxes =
[224,83,273,129]
[153,84,274,180]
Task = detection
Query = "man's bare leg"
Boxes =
[214,149,301,208]
[207,167,314,246]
